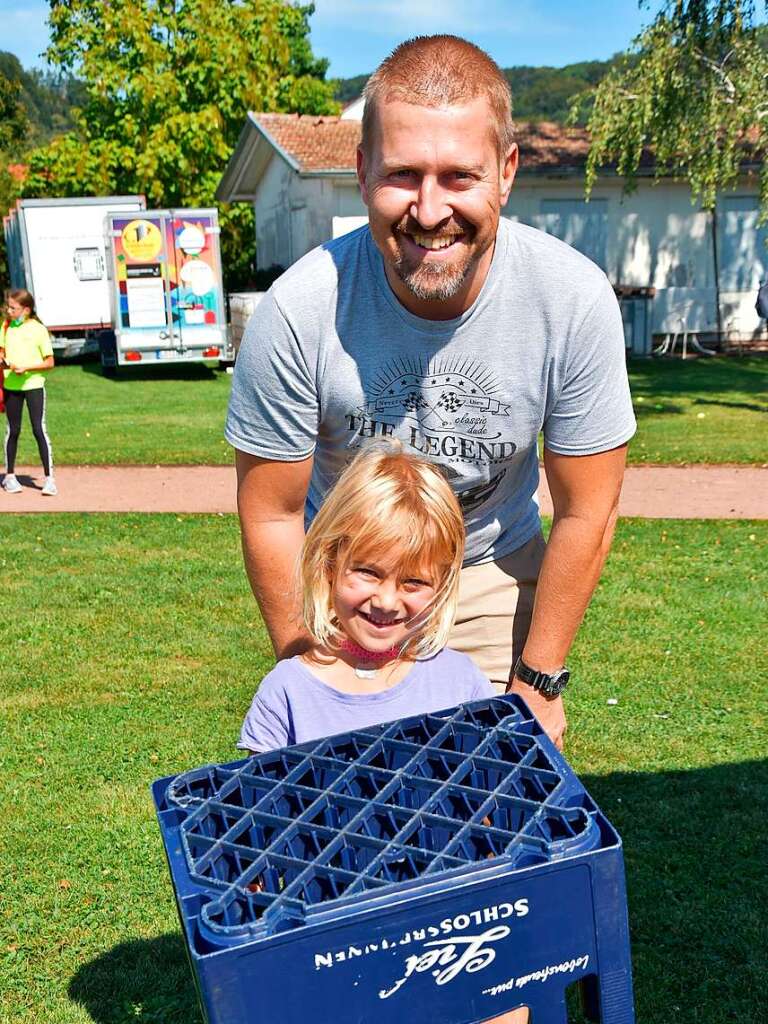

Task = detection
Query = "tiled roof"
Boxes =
[514,121,592,171]
[253,113,362,172]
[251,113,599,174]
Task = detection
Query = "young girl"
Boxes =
[238,439,494,752]
[1,289,56,496]
[238,441,530,1024]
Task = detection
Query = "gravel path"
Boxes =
[3,464,766,518]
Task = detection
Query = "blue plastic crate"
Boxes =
[153,694,635,1024]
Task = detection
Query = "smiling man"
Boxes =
[226,35,636,751]
[359,92,515,318]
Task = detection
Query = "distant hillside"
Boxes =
[334,57,615,124]
[335,74,370,106]
[336,26,768,122]
[8,25,768,147]
[502,60,609,123]
[0,51,85,155]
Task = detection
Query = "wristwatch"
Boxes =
[514,656,570,698]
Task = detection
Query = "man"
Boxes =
[226,35,635,750]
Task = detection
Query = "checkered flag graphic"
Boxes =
[435,390,464,413]
[402,390,428,412]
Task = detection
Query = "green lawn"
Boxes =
[14,361,235,466]
[2,514,766,1023]
[627,355,768,464]
[6,354,767,467]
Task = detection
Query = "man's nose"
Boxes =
[410,177,451,230]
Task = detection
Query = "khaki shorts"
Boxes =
[447,532,546,692]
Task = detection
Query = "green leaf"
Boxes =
[576,1,768,217]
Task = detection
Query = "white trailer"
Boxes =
[4,195,146,356]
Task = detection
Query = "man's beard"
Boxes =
[391,252,472,302]
[389,219,475,302]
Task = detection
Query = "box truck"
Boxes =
[100,207,230,373]
[4,196,146,357]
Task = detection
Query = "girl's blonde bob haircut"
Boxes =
[301,440,465,660]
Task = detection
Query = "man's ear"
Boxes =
[499,143,518,207]
[356,146,369,206]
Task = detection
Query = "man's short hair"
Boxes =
[361,35,514,158]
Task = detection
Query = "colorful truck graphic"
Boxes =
[102,208,228,371]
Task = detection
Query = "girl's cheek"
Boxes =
[336,581,369,604]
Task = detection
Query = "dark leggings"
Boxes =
[4,387,53,476]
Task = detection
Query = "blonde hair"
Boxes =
[301,441,465,660]
[361,35,514,158]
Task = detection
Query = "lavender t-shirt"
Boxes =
[238,647,494,753]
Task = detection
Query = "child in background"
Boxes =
[1,289,56,496]
[239,440,529,1023]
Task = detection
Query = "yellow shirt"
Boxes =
[1,318,53,391]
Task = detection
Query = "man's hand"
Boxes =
[507,676,566,750]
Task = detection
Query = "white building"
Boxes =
[216,110,768,349]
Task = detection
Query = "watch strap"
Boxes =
[514,656,570,697]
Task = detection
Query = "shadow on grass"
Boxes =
[693,396,768,414]
[631,400,685,417]
[79,359,221,383]
[582,759,767,1024]
[69,761,767,1024]
[68,933,202,1024]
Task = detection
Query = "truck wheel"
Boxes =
[98,330,118,377]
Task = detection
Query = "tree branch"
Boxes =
[693,47,737,97]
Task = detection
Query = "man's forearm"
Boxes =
[509,444,626,749]
[240,515,310,658]
[508,507,618,750]
[522,506,619,670]
[235,450,314,659]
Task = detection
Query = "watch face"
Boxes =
[541,668,570,696]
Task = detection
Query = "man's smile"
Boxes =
[406,231,465,251]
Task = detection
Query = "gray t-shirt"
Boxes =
[226,218,636,564]
[238,647,494,752]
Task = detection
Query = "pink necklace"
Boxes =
[340,638,400,679]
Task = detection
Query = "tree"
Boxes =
[21,0,338,286]
[572,1,768,216]
[0,66,25,153]
[0,52,84,150]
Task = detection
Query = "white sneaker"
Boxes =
[41,476,58,496]
[2,474,22,494]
